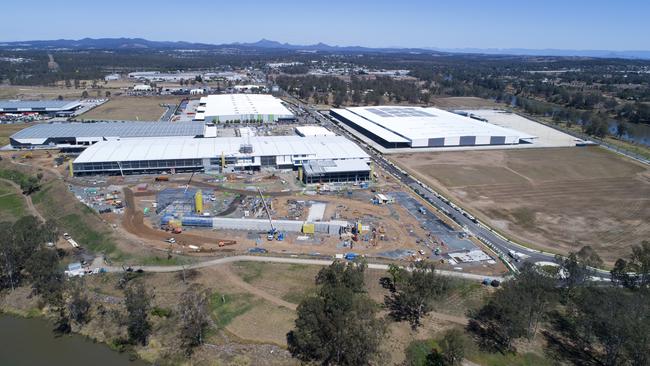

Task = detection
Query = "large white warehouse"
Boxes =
[330,106,533,149]
[72,135,369,177]
[195,94,294,123]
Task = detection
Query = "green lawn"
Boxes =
[210,291,255,328]
[0,191,26,221]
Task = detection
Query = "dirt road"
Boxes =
[0,178,45,222]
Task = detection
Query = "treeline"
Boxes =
[275,74,424,106]
[286,242,650,366]
[0,215,212,356]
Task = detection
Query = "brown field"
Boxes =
[430,96,501,109]
[79,96,185,121]
[0,123,29,145]
[391,147,650,264]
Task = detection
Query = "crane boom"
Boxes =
[258,188,274,231]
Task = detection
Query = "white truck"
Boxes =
[62,233,80,249]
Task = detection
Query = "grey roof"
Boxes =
[12,121,204,140]
[0,100,81,111]
[303,159,370,176]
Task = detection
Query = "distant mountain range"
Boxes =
[1,37,649,60]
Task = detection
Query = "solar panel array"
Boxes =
[12,121,204,139]
[366,107,436,118]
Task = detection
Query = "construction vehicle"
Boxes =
[155,176,169,182]
[258,188,280,241]
[22,152,33,159]
[218,240,237,247]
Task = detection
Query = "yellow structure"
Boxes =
[195,190,203,213]
[298,167,303,182]
[370,162,375,181]
[68,160,74,177]
[221,151,225,169]
[302,223,315,234]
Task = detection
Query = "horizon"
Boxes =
[2,0,650,51]
[3,36,650,53]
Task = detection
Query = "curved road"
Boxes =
[96,255,503,282]
[284,95,611,280]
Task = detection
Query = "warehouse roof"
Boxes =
[0,100,81,111]
[11,121,204,142]
[330,108,410,143]
[295,125,336,137]
[74,135,369,163]
[303,159,370,176]
[202,94,293,118]
[342,106,533,142]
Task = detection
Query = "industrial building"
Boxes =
[9,121,204,149]
[330,106,533,149]
[295,125,336,137]
[72,135,370,176]
[301,159,371,184]
[194,94,294,123]
[0,100,81,116]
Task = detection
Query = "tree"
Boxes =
[26,246,64,307]
[105,90,111,98]
[67,280,91,325]
[178,284,211,355]
[287,261,386,365]
[556,245,602,291]
[57,95,63,101]
[438,329,466,365]
[124,282,152,345]
[81,90,89,99]
[383,261,449,329]
[610,241,650,289]
[469,263,555,352]
[0,217,57,291]
[615,121,628,138]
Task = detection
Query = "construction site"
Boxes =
[54,160,503,274]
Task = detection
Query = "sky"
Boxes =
[2,0,649,51]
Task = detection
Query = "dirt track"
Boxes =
[121,187,236,249]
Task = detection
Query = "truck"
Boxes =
[508,250,521,262]
[62,233,80,249]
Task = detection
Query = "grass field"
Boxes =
[79,96,184,121]
[0,185,26,221]
[392,147,650,264]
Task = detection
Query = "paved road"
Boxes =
[283,94,611,280]
[96,255,504,282]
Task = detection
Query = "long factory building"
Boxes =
[0,100,82,116]
[195,94,294,123]
[330,106,534,149]
[71,135,371,183]
[9,121,204,150]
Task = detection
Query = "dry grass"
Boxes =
[0,123,29,146]
[430,97,501,109]
[79,96,184,121]
[392,147,650,264]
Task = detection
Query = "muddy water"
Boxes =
[0,314,149,366]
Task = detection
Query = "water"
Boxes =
[0,314,149,366]
[607,121,650,146]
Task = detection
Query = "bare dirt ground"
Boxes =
[79,96,185,121]
[392,146,650,264]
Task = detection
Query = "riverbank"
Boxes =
[0,313,148,366]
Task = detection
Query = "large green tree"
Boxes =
[287,261,386,366]
[124,282,152,346]
[383,261,450,329]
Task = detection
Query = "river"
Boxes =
[0,314,149,366]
